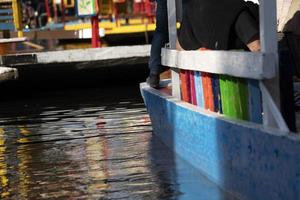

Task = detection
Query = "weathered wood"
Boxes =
[0,66,17,82]
[38,45,150,64]
[161,48,276,80]
[0,54,37,65]
[0,45,150,66]
[0,37,26,43]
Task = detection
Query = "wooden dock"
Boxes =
[0,66,17,82]
[0,44,150,66]
[0,44,150,81]
[0,19,156,41]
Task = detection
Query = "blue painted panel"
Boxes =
[0,9,13,14]
[248,79,262,123]
[0,16,13,20]
[141,86,300,200]
[0,23,14,30]
[194,72,204,108]
[212,74,222,113]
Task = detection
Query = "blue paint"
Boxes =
[248,79,262,123]
[0,23,14,31]
[0,8,14,31]
[0,9,12,14]
[194,72,204,108]
[212,74,222,113]
[151,134,236,200]
[141,85,300,200]
[0,15,13,20]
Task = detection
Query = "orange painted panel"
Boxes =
[201,72,214,111]
[180,70,191,103]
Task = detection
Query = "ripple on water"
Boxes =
[0,87,236,200]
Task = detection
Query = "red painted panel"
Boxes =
[180,70,191,103]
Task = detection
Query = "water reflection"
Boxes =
[0,87,234,199]
[0,128,9,199]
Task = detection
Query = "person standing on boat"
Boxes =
[177,0,260,52]
[280,0,300,79]
[147,0,169,88]
[277,0,300,131]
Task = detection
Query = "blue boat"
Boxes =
[140,1,300,199]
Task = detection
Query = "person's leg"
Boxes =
[147,0,169,88]
[286,33,300,78]
[278,34,296,131]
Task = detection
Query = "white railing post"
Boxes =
[260,0,281,128]
[167,0,180,98]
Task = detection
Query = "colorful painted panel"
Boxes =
[189,71,197,105]
[76,0,97,16]
[211,74,222,113]
[194,72,204,108]
[180,70,191,103]
[201,72,215,112]
[219,75,249,120]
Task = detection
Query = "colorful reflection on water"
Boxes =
[0,86,235,200]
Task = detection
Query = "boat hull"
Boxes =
[140,82,300,200]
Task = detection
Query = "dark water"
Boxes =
[0,85,235,200]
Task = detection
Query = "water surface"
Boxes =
[0,86,235,199]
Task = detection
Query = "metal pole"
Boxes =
[12,0,23,37]
[53,0,58,23]
[91,0,101,48]
[91,16,100,48]
[45,0,52,23]
[61,0,65,24]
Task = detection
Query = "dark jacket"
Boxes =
[178,0,258,50]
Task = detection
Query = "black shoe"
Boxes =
[146,74,160,89]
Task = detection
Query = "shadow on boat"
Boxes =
[146,89,238,200]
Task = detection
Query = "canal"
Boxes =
[0,67,236,200]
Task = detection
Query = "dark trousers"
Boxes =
[279,33,297,132]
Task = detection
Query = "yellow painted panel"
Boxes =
[105,24,156,34]
[64,0,75,8]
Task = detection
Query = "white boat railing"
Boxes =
[161,49,275,80]
[167,0,181,98]
[165,0,290,133]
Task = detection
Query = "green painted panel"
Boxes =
[220,75,249,120]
